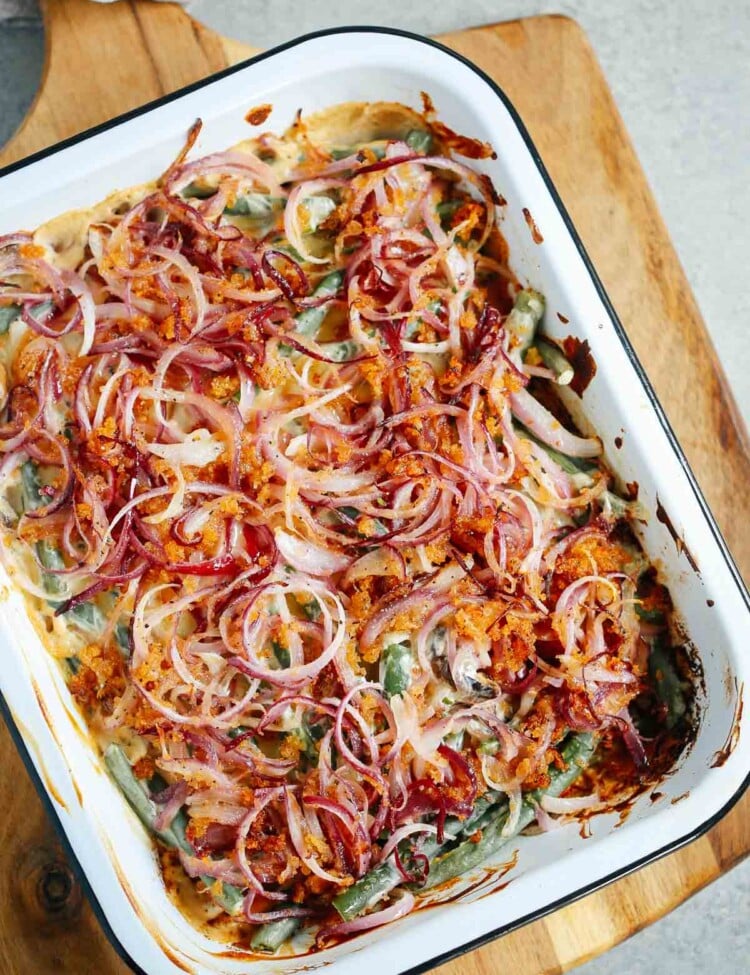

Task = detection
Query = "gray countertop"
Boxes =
[0,1,748,972]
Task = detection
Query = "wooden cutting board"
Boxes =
[0,2,747,973]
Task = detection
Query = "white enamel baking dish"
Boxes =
[0,26,747,975]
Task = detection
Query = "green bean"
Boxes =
[406,129,433,154]
[182,181,216,200]
[114,619,131,654]
[514,425,644,535]
[35,539,64,598]
[36,535,107,631]
[600,490,648,524]
[272,640,291,668]
[635,605,665,625]
[22,461,127,637]
[299,595,321,621]
[477,739,500,756]
[22,464,72,590]
[436,200,463,221]
[294,270,344,338]
[302,195,337,232]
[212,879,245,915]
[333,861,401,921]
[648,639,687,730]
[334,772,518,918]
[330,144,387,161]
[423,732,597,889]
[444,729,465,752]
[320,339,362,362]
[4,299,54,337]
[104,744,189,849]
[536,338,574,385]
[67,600,109,634]
[22,471,238,905]
[404,298,442,340]
[21,459,44,510]
[512,394,645,527]
[382,642,412,698]
[506,289,545,360]
[32,299,55,320]
[513,425,593,477]
[224,194,284,218]
[291,721,319,765]
[22,462,67,597]
[0,303,21,334]
[334,504,387,538]
[333,793,501,921]
[21,461,128,636]
[511,427,646,529]
[104,744,244,914]
[251,915,302,953]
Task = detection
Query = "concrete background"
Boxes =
[0,1,748,972]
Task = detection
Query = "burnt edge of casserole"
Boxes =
[0,24,747,975]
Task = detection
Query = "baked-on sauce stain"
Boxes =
[522,207,544,244]
[571,724,694,836]
[110,842,195,973]
[655,499,700,573]
[556,312,570,324]
[417,851,519,909]
[614,435,623,449]
[12,712,68,813]
[245,103,273,126]
[21,685,72,811]
[711,685,744,768]
[420,91,497,161]
[474,852,520,903]
[562,336,597,396]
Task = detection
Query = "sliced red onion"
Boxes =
[257,695,339,734]
[510,388,601,458]
[285,788,342,884]
[317,892,415,945]
[275,528,350,576]
[613,707,648,769]
[232,582,346,687]
[284,179,344,266]
[235,788,287,895]
[244,901,315,924]
[179,850,247,888]
[153,781,191,831]
[165,148,282,197]
[359,586,434,650]
[378,822,440,864]
[341,546,406,588]
[540,792,599,814]
[534,804,561,832]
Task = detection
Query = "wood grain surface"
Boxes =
[0,2,747,973]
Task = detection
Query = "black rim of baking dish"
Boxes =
[0,22,748,975]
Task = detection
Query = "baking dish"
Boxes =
[0,25,747,975]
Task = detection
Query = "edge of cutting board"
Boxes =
[0,5,747,975]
